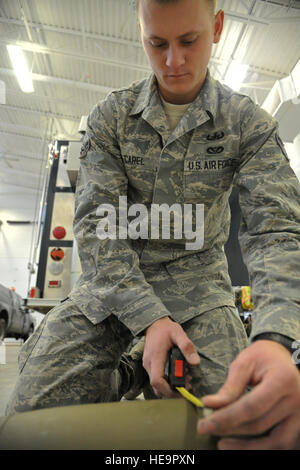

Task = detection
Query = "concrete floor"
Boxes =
[0,342,22,417]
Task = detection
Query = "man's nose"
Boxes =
[165,45,185,69]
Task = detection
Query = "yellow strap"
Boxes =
[176,387,204,408]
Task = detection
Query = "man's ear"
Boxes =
[213,10,224,44]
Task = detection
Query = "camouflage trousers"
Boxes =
[5,298,248,415]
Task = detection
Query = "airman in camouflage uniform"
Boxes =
[5,0,300,419]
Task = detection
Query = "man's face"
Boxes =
[138,0,224,104]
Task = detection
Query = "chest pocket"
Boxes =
[184,136,239,204]
[120,130,163,203]
[126,166,156,203]
[121,151,158,204]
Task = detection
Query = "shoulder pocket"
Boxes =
[79,135,91,159]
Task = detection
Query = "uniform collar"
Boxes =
[129,73,157,117]
[129,69,219,143]
[188,69,219,123]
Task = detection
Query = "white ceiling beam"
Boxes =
[240,81,274,90]
[225,11,269,25]
[263,15,300,23]
[4,86,94,109]
[0,98,81,122]
[0,128,76,144]
[0,151,41,162]
[0,166,41,178]
[1,39,151,74]
[0,17,141,48]
[0,179,42,192]
[0,67,113,96]
[0,128,48,141]
[0,120,50,139]
[224,10,300,25]
[211,58,285,79]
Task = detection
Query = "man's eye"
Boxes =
[151,42,166,48]
[182,38,197,45]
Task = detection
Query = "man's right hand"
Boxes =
[143,316,200,398]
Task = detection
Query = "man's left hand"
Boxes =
[197,340,300,450]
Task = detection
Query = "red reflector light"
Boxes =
[50,248,64,261]
[53,226,66,239]
[29,287,36,298]
[48,280,61,288]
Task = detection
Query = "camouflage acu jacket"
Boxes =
[69,70,300,341]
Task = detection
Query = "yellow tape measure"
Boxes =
[176,387,204,408]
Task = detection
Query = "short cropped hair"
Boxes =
[133,0,217,15]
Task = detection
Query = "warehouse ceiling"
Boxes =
[0,0,300,194]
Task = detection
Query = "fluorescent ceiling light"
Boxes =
[7,45,34,93]
[224,62,249,92]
